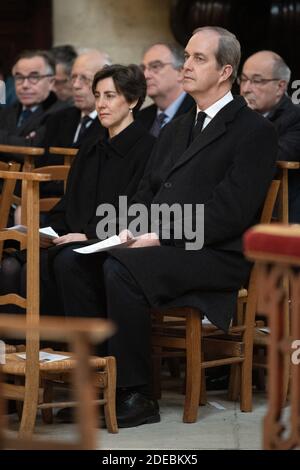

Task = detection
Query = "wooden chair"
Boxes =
[151,179,280,423]
[48,146,78,168]
[0,145,44,172]
[0,169,118,441]
[0,161,21,258]
[0,315,115,449]
[0,145,45,226]
[244,224,300,450]
[13,165,71,216]
[276,160,300,224]
[0,145,78,224]
[251,160,298,398]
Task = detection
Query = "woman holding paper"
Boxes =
[0,64,156,305]
[46,63,155,244]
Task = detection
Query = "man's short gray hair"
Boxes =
[272,54,291,84]
[144,43,185,70]
[76,48,112,66]
[193,26,241,83]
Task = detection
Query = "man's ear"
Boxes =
[177,67,184,84]
[277,79,287,96]
[220,64,233,83]
[49,76,55,91]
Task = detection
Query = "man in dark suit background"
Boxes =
[239,50,300,222]
[51,44,78,104]
[137,43,195,136]
[53,27,277,427]
[0,50,66,154]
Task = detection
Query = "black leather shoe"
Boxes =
[116,391,160,428]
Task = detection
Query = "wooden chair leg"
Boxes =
[41,380,54,424]
[183,309,201,423]
[152,346,162,399]
[255,349,267,391]
[14,376,24,420]
[199,367,207,405]
[282,357,290,406]
[228,364,240,401]
[101,356,118,434]
[19,371,40,439]
[240,359,252,412]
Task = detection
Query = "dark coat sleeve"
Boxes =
[276,112,300,162]
[202,124,278,246]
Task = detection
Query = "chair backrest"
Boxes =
[0,170,51,312]
[13,165,72,215]
[0,146,77,224]
[48,147,78,167]
[0,161,21,228]
[0,161,21,259]
[0,145,44,172]
[260,179,281,224]
[0,145,45,226]
[276,161,300,223]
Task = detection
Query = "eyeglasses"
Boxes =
[140,61,173,74]
[70,74,93,85]
[14,74,54,85]
[237,75,281,87]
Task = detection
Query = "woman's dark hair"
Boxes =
[92,64,146,112]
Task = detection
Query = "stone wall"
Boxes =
[53,0,174,65]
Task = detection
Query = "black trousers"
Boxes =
[51,247,152,389]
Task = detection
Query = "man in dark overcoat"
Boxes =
[53,27,278,427]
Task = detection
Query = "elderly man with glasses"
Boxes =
[137,43,195,136]
[239,50,300,222]
[0,49,67,155]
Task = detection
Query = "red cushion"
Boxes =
[244,224,300,261]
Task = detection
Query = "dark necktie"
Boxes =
[191,111,206,142]
[17,108,32,127]
[150,112,167,137]
[76,115,92,142]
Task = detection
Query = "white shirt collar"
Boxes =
[81,109,97,120]
[196,91,233,129]
[23,105,39,112]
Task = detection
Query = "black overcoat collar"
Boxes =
[168,96,247,176]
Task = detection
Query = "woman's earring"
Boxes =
[129,108,133,113]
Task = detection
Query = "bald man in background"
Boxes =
[37,50,111,197]
[239,50,300,222]
[42,49,111,154]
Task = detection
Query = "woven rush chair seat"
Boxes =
[2,351,109,375]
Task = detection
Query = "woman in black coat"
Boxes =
[0,64,156,309]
